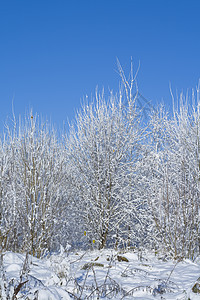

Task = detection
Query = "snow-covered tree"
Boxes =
[143,88,200,259]
[0,133,15,252]
[0,114,68,257]
[65,67,148,250]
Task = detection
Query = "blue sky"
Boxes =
[0,0,200,130]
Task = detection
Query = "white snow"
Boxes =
[0,249,200,299]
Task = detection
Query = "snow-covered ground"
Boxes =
[0,248,200,299]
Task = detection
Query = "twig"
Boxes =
[12,280,28,300]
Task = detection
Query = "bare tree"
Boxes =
[0,113,68,257]
[65,66,147,250]
[143,88,200,259]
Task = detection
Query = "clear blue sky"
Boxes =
[0,0,200,130]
